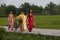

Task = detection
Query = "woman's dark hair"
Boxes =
[27,9,33,17]
[29,9,32,13]
[28,9,33,15]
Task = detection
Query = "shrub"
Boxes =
[0,28,6,32]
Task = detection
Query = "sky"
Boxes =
[0,0,60,8]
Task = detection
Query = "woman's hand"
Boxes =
[33,23,35,27]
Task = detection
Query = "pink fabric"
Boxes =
[8,17,14,30]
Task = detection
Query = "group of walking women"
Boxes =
[8,9,34,32]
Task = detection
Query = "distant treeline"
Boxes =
[0,2,60,17]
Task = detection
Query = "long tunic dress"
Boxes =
[8,14,14,30]
[17,14,27,31]
[27,14,34,32]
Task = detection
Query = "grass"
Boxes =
[34,15,60,29]
[0,15,60,29]
[0,32,60,40]
[0,18,7,26]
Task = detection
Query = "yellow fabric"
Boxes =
[17,13,27,30]
[23,16,27,30]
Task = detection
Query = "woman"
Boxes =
[27,9,34,32]
[8,11,14,31]
[17,12,27,31]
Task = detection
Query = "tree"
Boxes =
[54,4,60,15]
[6,5,17,15]
[0,4,7,17]
[30,5,43,15]
[19,3,30,15]
[44,2,56,15]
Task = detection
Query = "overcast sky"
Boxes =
[0,0,60,8]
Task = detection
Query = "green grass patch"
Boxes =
[0,18,7,26]
[34,15,60,29]
[0,32,60,40]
